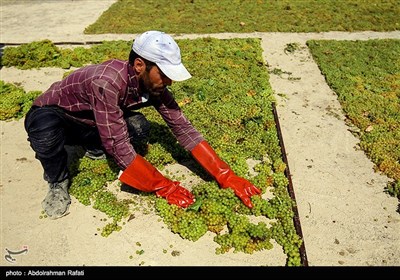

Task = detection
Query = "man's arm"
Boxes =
[90,79,136,169]
[155,90,260,208]
[154,89,204,151]
[191,140,261,208]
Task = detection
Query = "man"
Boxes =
[25,31,261,219]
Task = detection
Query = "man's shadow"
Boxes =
[65,120,212,195]
[120,121,212,194]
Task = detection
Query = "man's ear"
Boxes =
[133,58,146,74]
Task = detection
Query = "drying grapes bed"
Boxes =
[1,38,307,266]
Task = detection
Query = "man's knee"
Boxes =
[25,107,65,155]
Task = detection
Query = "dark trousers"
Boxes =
[24,106,150,183]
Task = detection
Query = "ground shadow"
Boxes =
[63,119,213,196]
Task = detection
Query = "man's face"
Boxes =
[139,64,172,97]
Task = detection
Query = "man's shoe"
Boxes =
[41,178,71,219]
[84,148,106,160]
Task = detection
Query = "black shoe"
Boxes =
[84,148,106,160]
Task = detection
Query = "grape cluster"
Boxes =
[272,172,289,188]
[268,187,303,266]
[271,217,302,266]
[273,158,287,173]
[155,181,273,255]
[93,190,129,222]
[69,157,117,205]
[214,214,273,254]
[101,221,122,237]
[69,171,107,205]
[156,198,208,241]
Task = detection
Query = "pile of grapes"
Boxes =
[67,152,302,266]
[2,39,304,265]
[156,158,302,266]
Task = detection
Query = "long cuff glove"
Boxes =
[119,155,195,208]
[191,140,261,208]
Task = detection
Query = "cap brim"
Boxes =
[157,63,192,82]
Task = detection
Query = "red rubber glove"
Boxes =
[191,140,261,208]
[119,155,194,208]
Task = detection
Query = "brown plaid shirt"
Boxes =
[33,59,204,169]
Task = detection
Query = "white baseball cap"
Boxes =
[132,31,192,81]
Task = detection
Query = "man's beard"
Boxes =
[139,77,165,97]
